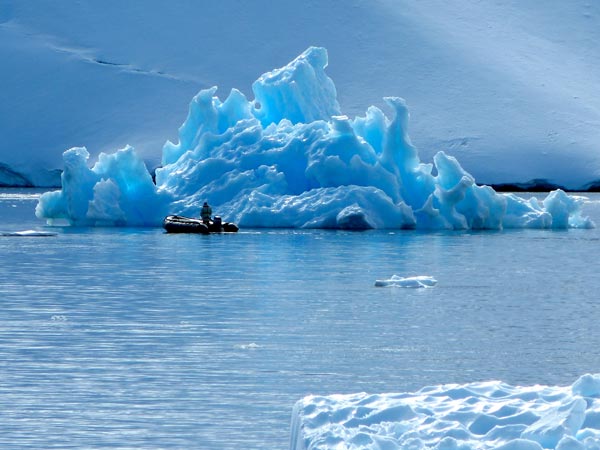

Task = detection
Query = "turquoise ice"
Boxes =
[36,48,593,230]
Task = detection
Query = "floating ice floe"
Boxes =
[235,343,261,350]
[1,230,58,237]
[36,47,594,230]
[374,275,437,288]
[290,374,600,450]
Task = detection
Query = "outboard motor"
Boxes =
[213,216,222,230]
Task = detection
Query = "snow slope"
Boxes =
[2,0,600,188]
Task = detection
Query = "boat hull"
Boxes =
[163,215,238,234]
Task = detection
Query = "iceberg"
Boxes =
[36,47,594,230]
[290,375,600,450]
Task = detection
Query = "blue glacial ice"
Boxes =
[36,47,593,230]
[290,374,600,450]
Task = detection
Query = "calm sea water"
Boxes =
[1,188,599,449]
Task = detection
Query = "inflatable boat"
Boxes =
[163,215,239,234]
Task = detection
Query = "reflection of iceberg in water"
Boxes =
[36,47,593,230]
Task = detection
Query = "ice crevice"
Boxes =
[36,46,594,230]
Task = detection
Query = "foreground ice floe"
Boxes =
[290,374,600,450]
[36,47,593,230]
[374,275,437,288]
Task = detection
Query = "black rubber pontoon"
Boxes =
[163,215,239,234]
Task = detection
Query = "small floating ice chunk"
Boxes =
[374,275,437,288]
[51,315,67,321]
[235,343,260,350]
[1,230,58,237]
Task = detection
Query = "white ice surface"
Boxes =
[290,375,600,450]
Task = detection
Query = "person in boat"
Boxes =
[201,201,213,224]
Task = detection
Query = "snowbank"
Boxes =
[290,375,600,450]
[36,47,593,230]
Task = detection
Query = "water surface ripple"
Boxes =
[1,190,599,449]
